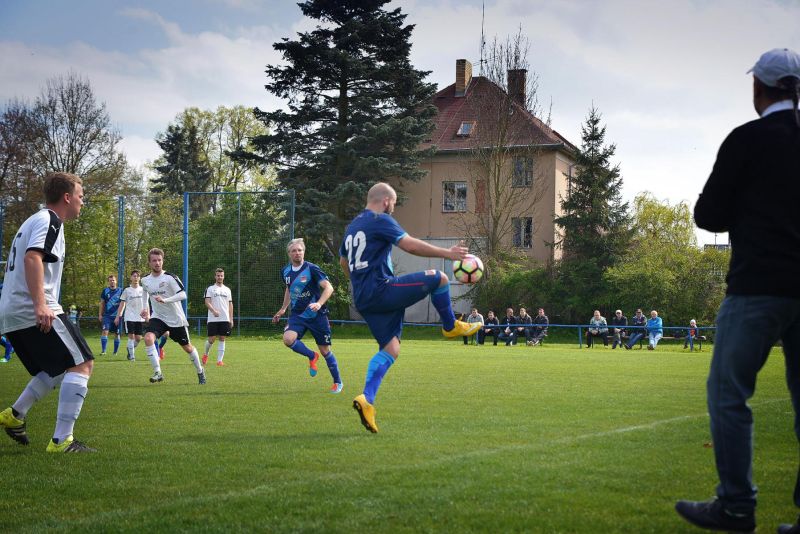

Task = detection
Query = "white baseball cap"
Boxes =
[748,48,800,88]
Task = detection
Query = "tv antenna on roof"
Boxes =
[479,1,486,75]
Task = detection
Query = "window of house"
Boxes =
[512,157,533,187]
[442,182,467,212]
[456,121,476,137]
[513,217,533,248]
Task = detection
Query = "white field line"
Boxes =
[28,397,791,530]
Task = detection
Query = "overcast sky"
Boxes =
[2,0,799,245]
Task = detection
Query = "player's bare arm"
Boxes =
[228,300,234,328]
[204,297,219,317]
[308,280,333,312]
[339,256,351,279]
[115,301,126,325]
[272,288,291,324]
[24,250,55,333]
[397,235,468,261]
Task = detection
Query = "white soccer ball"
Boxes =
[453,254,484,284]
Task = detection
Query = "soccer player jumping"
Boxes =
[340,182,481,433]
[273,238,342,393]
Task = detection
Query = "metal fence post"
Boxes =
[182,192,189,316]
[117,195,125,283]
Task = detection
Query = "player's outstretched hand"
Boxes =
[447,242,469,261]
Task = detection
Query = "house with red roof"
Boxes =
[391,59,577,265]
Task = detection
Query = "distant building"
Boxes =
[391,59,576,265]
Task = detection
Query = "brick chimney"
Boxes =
[507,69,527,107]
[455,59,472,97]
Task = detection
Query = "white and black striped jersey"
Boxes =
[0,209,65,333]
[121,285,146,322]
[204,284,232,323]
[141,271,189,327]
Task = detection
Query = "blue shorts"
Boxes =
[101,315,121,334]
[356,271,442,348]
[286,313,331,347]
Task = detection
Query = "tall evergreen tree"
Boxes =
[152,123,213,218]
[553,107,631,318]
[242,0,437,256]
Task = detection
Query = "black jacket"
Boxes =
[695,109,800,298]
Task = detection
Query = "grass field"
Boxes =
[0,335,796,533]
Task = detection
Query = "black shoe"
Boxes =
[778,515,800,534]
[675,498,755,532]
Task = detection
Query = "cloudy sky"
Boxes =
[2,0,799,244]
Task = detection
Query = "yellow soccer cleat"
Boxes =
[0,407,29,445]
[443,319,482,338]
[353,394,378,433]
[46,435,96,453]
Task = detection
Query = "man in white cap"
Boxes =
[676,48,800,533]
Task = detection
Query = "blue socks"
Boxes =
[113,337,120,354]
[158,335,168,349]
[363,350,395,404]
[431,283,456,331]
[324,352,341,384]
[100,336,108,353]
[289,340,315,360]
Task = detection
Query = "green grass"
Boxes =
[0,336,796,533]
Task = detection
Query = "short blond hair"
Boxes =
[287,238,306,253]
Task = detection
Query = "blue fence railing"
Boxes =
[181,317,714,348]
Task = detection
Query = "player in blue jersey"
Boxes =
[340,182,482,433]
[273,238,342,393]
[98,274,123,356]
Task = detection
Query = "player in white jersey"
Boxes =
[203,268,233,367]
[114,269,146,362]
[140,248,206,385]
[0,172,96,452]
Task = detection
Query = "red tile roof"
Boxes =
[422,76,576,153]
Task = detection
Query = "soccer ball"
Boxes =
[452,254,484,284]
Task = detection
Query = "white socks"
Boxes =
[188,348,203,372]
[204,340,212,355]
[217,341,225,362]
[13,371,64,418]
[53,372,89,442]
[127,339,135,359]
[146,344,161,373]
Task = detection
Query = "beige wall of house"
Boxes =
[391,149,571,264]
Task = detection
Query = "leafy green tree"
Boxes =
[166,106,271,193]
[552,107,631,319]
[603,193,729,325]
[243,0,437,256]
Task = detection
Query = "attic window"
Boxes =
[456,121,476,137]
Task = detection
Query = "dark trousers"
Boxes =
[586,331,608,347]
[478,329,498,345]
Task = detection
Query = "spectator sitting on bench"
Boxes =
[684,319,701,351]
[647,310,663,350]
[463,308,484,345]
[517,307,534,345]
[624,308,647,350]
[530,308,549,346]
[478,310,500,345]
[498,307,518,346]
[610,309,627,349]
[586,310,609,347]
